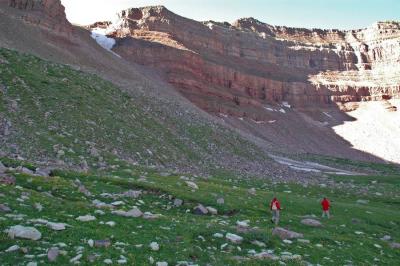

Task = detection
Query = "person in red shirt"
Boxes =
[321,197,331,218]
[270,197,281,225]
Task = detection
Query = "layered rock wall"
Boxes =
[95,6,399,117]
[2,0,72,34]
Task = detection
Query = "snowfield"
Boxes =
[91,28,116,51]
[333,100,400,164]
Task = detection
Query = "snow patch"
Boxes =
[91,28,120,58]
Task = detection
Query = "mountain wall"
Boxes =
[1,0,72,34]
[93,6,400,118]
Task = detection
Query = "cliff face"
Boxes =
[2,0,72,34]
[93,6,399,118]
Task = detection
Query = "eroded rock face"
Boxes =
[92,6,399,119]
[3,0,72,34]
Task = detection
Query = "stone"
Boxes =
[381,235,391,241]
[301,218,322,227]
[70,254,82,263]
[122,190,141,198]
[16,166,34,175]
[356,199,369,204]
[185,181,198,190]
[213,233,223,238]
[272,227,303,240]
[88,239,94,247]
[112,207,143,218]
[193,204,208,215]
[105,221,116,227]
[95,239,111,248]
[0,175,16,185]
[26,262,37,266]
[6,225,41,240]
[76,215,96,222]
[47,222,67,231]
[156,262,168,266]
[35,168,52,177]
[0,204,11,212]
[206,206,218,215]
[390,242,400,249]
[5,245,20,252]
[34,203,43,212]
[143,212,160,219]
[251,240,266,247]
[150,242,159,251]
[47,247,59,262]
[104,259,113,264]
[253,252,279,260]
[173,198,183,207]
[217,197,225,205]
[226,233,243,244]
[248,188,256,195]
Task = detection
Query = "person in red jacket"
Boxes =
[321,197,331,218]
[270,197,281,225]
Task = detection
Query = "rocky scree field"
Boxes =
[0,48,276,176]
[0,157,399,265]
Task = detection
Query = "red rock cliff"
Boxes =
[2,0,72,34]
[96,7,399,117]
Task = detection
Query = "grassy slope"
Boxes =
[0,158,399,265]
[0,48,265,171]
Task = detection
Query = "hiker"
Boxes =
[270,197,281,225]
[321,197,331,218]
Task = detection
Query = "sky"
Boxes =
[61,0,400,29]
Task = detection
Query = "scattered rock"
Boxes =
[0,175,16,185]
[185,181,198,190]
[301,218,322,227]
[253,252,278,260]
[217,197,225,205]
[76,215,96,222]
[193,204,208,215]
[356,199,369,204]
[70,254,82,263]
[173,198,183,207]
[35,168,52,177]
[94,239,111,248]
[213,233,223,238]
[47,222,67,231]
[34,203,43,212]
[122,190,141,198]
[390,242,400,249]
[206,206,218,215]
[272,227,303,240]
[104,259,113,264]
[226,233,243,244]
[112,207,143,218]
[47,247,59,262]
[143,212,160,220]
[150,242,159,251]
[251,240,266,247]
[105,221,116,227]
[0,203,11,212]
[5,245,20,252]
[380,235,391,241]
[6,225,41,240]
[78,185,92,196]
[16,166,34,175]
[248,188,256,195]
[156,262,168,266]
